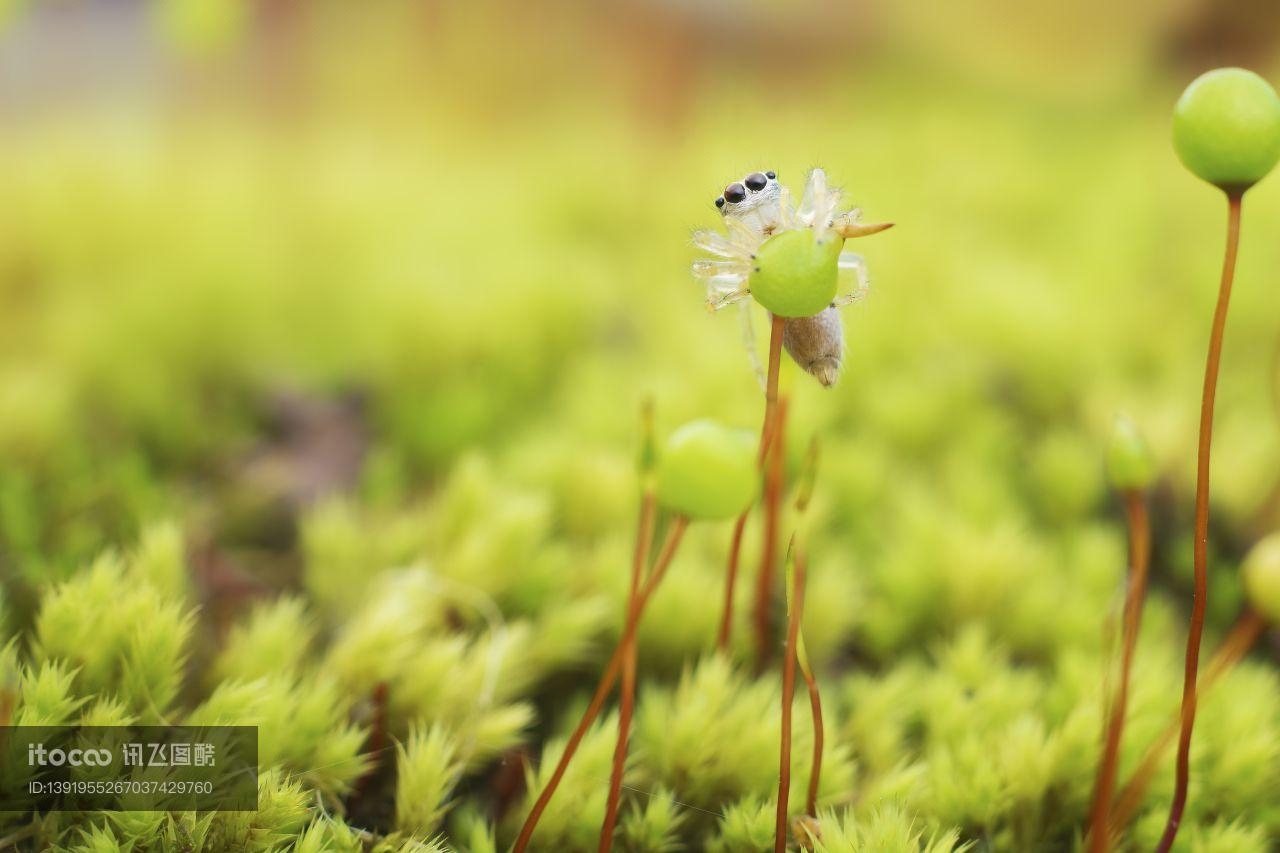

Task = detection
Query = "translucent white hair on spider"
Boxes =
[694,167,891,386]
[715,170,785,235]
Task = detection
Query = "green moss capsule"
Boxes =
[1173,68,1280,191]
[656,420,758,520]
[1106,414,1155,492]
[1242,533,1280,624]
[748,229,842,318]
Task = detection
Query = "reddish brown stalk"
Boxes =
[718,514,749,651]
[597,490,657,852]
[721,313,786,654]
[753,322,788,671]
[752,467,784,672]
[802,665,824,818]
[1085,489,1151,853]
[1112,609,1265,835]
[759,314,787,467]
[1157,190,1243,853]
[513,517,688,853]
[791,438,824,821]
[775,535,803,853]
[771,403,795,853]
[798,549,824,819]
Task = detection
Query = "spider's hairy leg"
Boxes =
[738,301,766,390]
[832,252,870,306]
[706,287,751,313]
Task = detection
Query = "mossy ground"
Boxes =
[0,4,1279,852]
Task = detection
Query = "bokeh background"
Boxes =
[3,1,1280,851]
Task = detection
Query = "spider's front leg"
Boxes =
[705,286,751,313]
[832,252,870,307]
[738,301,767,390]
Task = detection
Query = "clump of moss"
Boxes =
[33,551,194,720]
[5,30,1280,852]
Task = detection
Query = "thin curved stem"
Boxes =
[597,491,657,852]
[722,313,786,655]
[771,402,796,853]
[802,670,824,819]
[789,439,825,822]
[752,318,788,670]
[1085,489,1150,853]
[798,562,824,817]
[775,538,803,853]
[760,314,786,467]
[513,517,688,853]
[1112,610,1264,834]
[717,514,749,652]
[1156,190,1243,853]
[754,455,785,673]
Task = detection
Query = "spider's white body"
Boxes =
[694,168,886,387]
[719,174,786,235]
[695,168,873,314]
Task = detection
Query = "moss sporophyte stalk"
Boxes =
[1086,416,1154,853]
[1109,533,1277,841]
[695,168,892,668]
[514,415,752,852]
[16,67,1280,852]
[514,169,892,852]
[1156,66,1280,853]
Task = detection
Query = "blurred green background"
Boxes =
[2,1,1280,849]
[1,0,1279,595]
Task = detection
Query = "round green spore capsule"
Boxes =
[748,229,842,318]
[656,420,758,521]
[1173,68,1280,191]
[1106,414,1155,492]
[1242,533,1280,624]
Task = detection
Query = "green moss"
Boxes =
[812,804,968,852]
[633,657,854,812]
[395,725,463,838]
[504,715,618,851]
[708,798,775,853]
[190,674,369,800]
[0,28,1279,852]
[33,555,194,719]
[214,595,317,684]
[618,787,686,853]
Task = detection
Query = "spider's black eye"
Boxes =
[765,170,776,180]
[723,183,746,204]
[744,172,767,191]
[715,197,726,209]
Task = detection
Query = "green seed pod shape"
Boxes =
[748,229,842,318]
[1242,533,1280,624]
[1106,414,1155,491]
[1173,68,1280,191]
[656,420,758,521]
